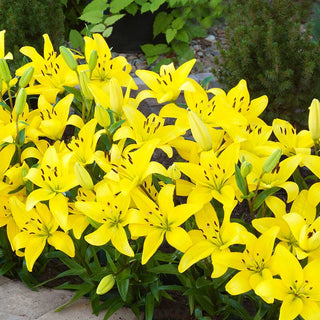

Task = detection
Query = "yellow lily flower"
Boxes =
[253,183,320,260]
[75,185,135,257]
[16,34,78,103]
[136,59,196,104]
[0,30,12,59]
[209,79,268,124]
[178,202,248,278]
[176,143,240,207]
[95,140,166,195]
[10,196,75,272]
[89,78,136,119]
[25,146,78,229]
[160,78,247,135]
[130,184,200,264]
[66,187,95,239]
[35,94,83,141]
[273,118,313,156]
[67,119,100,165]
[220,227,279,303]
[114,105,184,157]
[238,122,280,158]
[255,245,320,320]
[243,152,302,202]
[82,33,136,90]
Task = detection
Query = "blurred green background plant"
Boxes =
[213,0,320,129]
[0,0,65,67]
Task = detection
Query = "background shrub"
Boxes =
[0,0,65,66]
[213,0,320,128]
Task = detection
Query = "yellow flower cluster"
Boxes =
[1,29,320,320]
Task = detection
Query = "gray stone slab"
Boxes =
[0,276,10,286]
[0,280,73,319]
[0,312,29,320]
[36,298,140,320]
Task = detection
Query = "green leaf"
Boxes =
[90,23,106,33]
[79,11,103,24]
[141,43,170,57]
[148,264,179,275]
[235,164,247,196]
[166,28,177,43]
[116,268,130,301]
[195,276,214,289]
[102,298,125,319]
[109,119,126,136]
[153,12,173,37]
[104,14,125,26]
[172,17,185,30]
[103,27,113,38]
[63,85,83,103]
[175,29,189,43]
[55,283,95,311]
[69,29,85,50]
[253,187,280,210]
[82,0,108,13]
[126,2,139,15]
[141,2,151,13]
[150,0,166,12]
[110,0,134,13]
[145,292,155,320]
[0,261,16,276]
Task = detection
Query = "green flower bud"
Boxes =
[19,66,34,88]
[240,160,252,178]
[74,162,94,190]
[96,274,115,295]
[14,88,27,116]
[262,149,282,174]
[79,70,93,100]
[94,104,111,128]
[88,50,98,73]
[59,46,78,71]
[0,58,11,83]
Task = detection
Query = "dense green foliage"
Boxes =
[72,0,223,66]
[0,0,65,65]
[213,0,320,128]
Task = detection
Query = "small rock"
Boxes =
[193,44,201,50]
[205,35,216,42]
[135,60,148,70]
[197,51,204,57]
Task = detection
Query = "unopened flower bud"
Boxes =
[79,70,93,100]
[74,162,94,190]
[19,66,34,88]
[88,50,98,73]
[96,274,115,295]
[262,149,282,174]
[109,78,123,115]
[167,164,181,180]
[240,160,252,178]
[188,110,212,151]
[59,46,78,71]
[94,104,110,128]
[14,88,27,116]
[308,98,320,141]
[0,58,11,83]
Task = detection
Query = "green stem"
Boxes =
[8,86,13,109]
